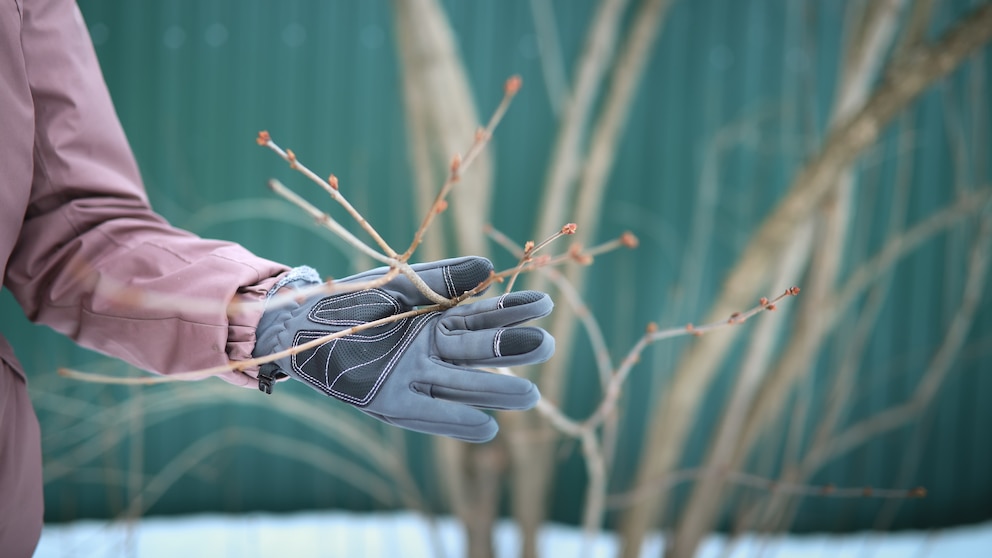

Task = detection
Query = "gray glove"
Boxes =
[253,256,554,442]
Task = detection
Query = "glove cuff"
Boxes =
[253,266,322,393]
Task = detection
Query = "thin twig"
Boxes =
[585,288,800,430]
[504,223,577,292]
[119,428,401,520]
[59,303,443,384]
[401,76,522,261]
[830,186,991,325]
[809,211,992,470]
[60,248,589,386]
[267,179,392,265]
[259,133,398,258]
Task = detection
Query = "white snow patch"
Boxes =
[35,511,992,557]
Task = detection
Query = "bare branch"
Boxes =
[671,223,815,556]
[267,179,392,265]
[585,288,800,432]
[60,239,602,387]
[808,211,992,470]
[624,6,992,553]
[532,0,629,243]
[59,299,437,384]
[401,76,521,261]
[675,4,910,545]
[830,186,992,323]
[572,0,673,246]
[487,225,617,388]
[731,3,992,306]
[259,133,398,258]
[119,428,401,520]
[393,0,496,261]
[503,223,577,293]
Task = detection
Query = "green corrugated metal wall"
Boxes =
[1,0,990,534]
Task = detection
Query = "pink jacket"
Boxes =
[0,0,288,386]
[2,1,288,553]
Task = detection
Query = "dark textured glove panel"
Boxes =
[293,299,435,406]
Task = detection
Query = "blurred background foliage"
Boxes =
[1,0,990,554]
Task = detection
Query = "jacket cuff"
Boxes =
[218,272,287,388]
[220,266,322,388]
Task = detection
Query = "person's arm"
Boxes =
[4,0,287,386]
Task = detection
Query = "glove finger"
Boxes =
[436,326,555,367]
[436,291,554,366]
[363,398,499,443]
[440,291,553,331]
[414,363,540,410]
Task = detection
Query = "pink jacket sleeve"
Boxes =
[2,0,289,386]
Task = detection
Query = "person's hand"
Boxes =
[252,257,554,442]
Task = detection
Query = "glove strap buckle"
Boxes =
[257,363,286,395]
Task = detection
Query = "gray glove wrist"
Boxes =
[253,256,554,443]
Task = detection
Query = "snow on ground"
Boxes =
[35,511,992,557]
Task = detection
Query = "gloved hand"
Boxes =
[252,256,554,442]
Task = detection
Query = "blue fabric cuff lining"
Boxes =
[266,265,322,298]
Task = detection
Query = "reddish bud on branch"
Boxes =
[646,322,659,333]
[328,174,339,191]
[759,297,769,306]
[450,153,462,175]
[620,232,639,249]
[569,244,593,265]
[788,286,801,296]
[766,304,777,311]
[286,149,297,169]
[728,312,741,324]
[504,75,522,96]
[524,240,535,253]
[256,130,271,146]
[561,223,578,235]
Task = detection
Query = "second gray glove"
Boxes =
[253,256,554,442]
